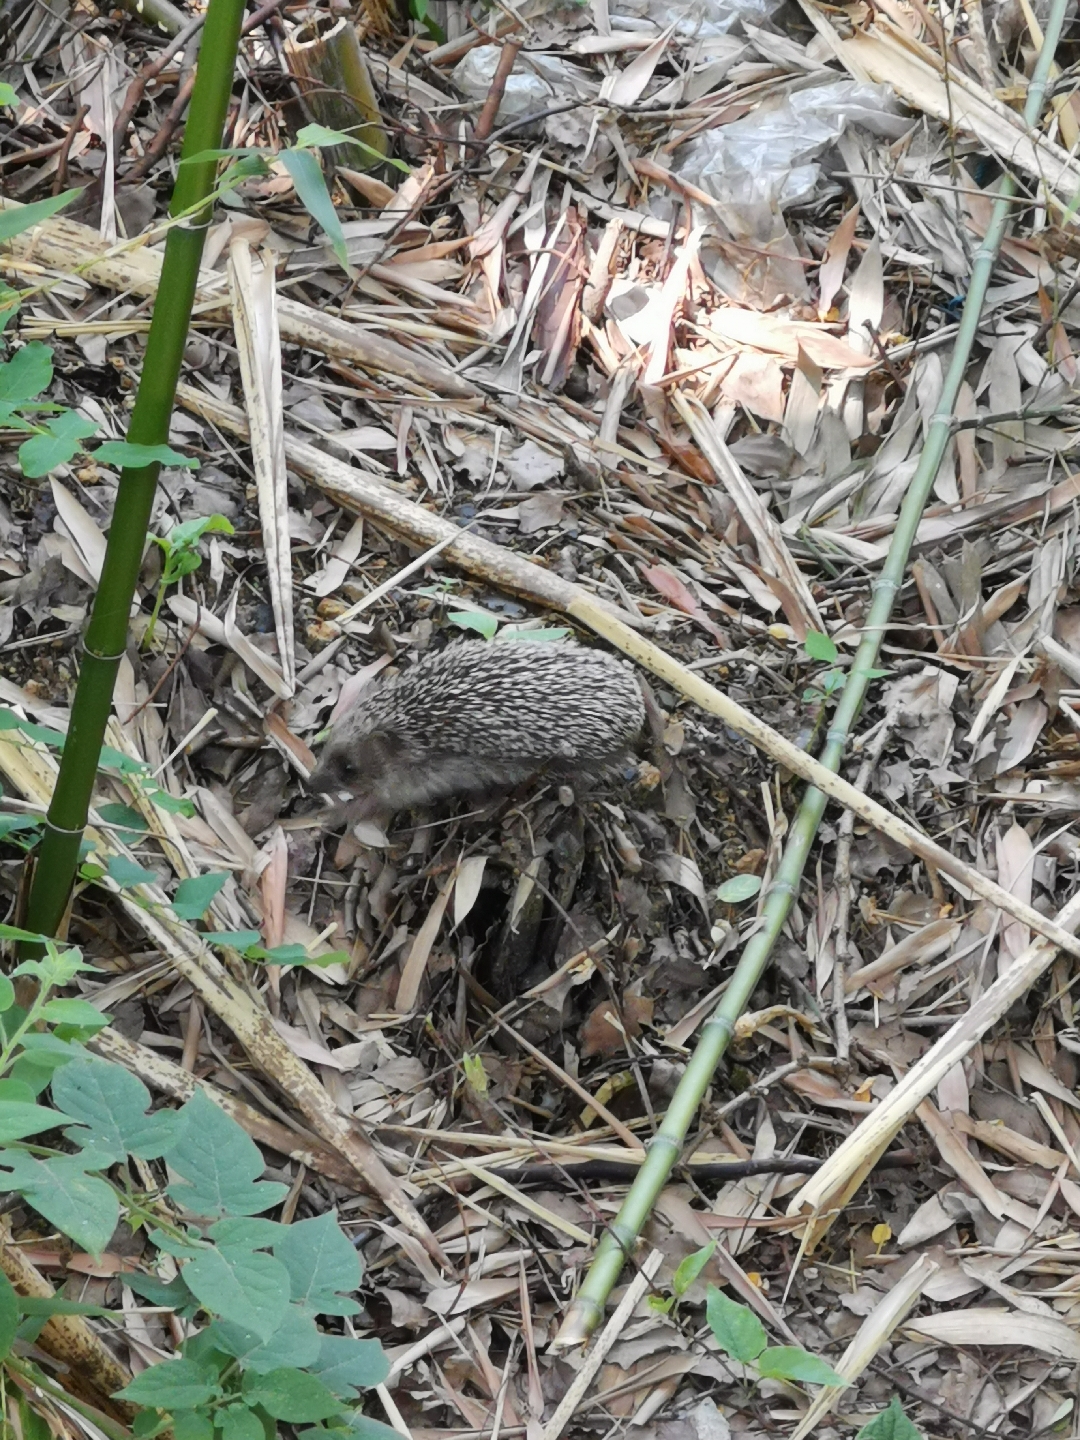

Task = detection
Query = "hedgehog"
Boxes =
[308,640,645,818]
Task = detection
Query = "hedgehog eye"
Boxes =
[336,758,360,781]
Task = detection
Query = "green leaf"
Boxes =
[0,1272,19,1360]
[337,1417,402,1440]
[131,1410,171,1440]
[0,191,83,245]
[115,1359,220,1410]
[221,1406,265,1440]
[757,1346,845,1385]
[0,976,14,1013]
[123,1271,198,1310]
[0,814,42,843]
[146,787,196,816]
[274,1212,361,1318]
[40,998,108,1032]
[167,514,235,549]
[0,1080,34,1104]
[0,84,17,107]
[449,611,498,639]
[716,875,762,904]
[182,1247,291,1340]
[672,1241,715,1298]
[502,627,571,642]
[704,1286,766,1363]
[106,855,158,888]
[171,1412,214,1440]
[209,1217,284,1249]
[856,1397,923,1440]
[18,409,99,477]
[293,123,403,172]
[0,1151,118,1254]
[0,342,52,404]
[99,745,149,775]
[277,147,350,273]
[295,123,359,149]
[166,1089,289,1217]
[53,1057,187,1158]
[96,804,149,833]
[92,441,199,470]
[209,1308,321,1373]
[208,931,263,952]
[803,630,838,663]
[242,1367,344,1422]
[172,872,229,920]
[0,1101,68,1141]
[17,1296,111,1317]
[311,1335,389,1397]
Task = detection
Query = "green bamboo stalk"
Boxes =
[553,7,1070,1347]
[24,0,247,939]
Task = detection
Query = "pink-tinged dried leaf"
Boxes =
[396,876,453,1012]
[718,351,786,424]
[845,917,959,993]
[642,566,728,645]
[917,1099,1006,1217]
[703,309,877,368]
[264,711,315,773]
[580,992,652,1058]
[641,226,702,388]
[951,1111,1064,1168]
[259,826,289,949]
[996,822,1033,967]
[817,203,860,319]
[784,1070,870,1111]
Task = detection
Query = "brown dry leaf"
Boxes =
[580,992,652,1058]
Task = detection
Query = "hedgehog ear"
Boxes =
[368,730,405,763]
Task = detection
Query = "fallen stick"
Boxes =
[177,382,1080,967]
[0,206,480,400]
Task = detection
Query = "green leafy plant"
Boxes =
[0,925,393,1440]
[184,128,407,276]
[647,1240,716,1315]
[448,611,571,642]
[0,341,199,479]
[0,707,195,836]
[857,1396,924,1439]
[144,513,234,647]
[705,1287,844,1386]
[716,875,762,905]
[801,630,887,704]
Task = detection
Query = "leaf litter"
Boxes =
[6,0,1080,1434]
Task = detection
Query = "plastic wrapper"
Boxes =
[608,0,782,37]
[675,78,908,210]
[452,46,596,126]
